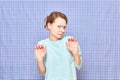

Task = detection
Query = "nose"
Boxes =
[61,27,65,33]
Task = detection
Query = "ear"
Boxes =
[47,23,52,29]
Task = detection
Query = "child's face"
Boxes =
[48,17,67,40]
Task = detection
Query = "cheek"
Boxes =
[51,28,59,34]
[53,27,59,32]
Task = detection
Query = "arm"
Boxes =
[66,37,82,70]
[73,52,82,69]
[37,59,46,76]
[74,54,80,66]
[34,44,46,76]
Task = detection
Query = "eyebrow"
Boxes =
[59,25,66,27]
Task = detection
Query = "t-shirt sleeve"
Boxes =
[74,45,82,70]
[37,40,45,45]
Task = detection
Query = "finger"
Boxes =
[68,38,70,41]
[68,37,72,41]
[36,45,39,48]
[37,45,40,49]
[75,39,78,42]
[36,45,40,49]
[69,37,73,42]
[69,37,72,41]
[71,37,77,42]
[43,45,46,49]
[40,45,46,49]
[37,44,44,49]
[67,39,70,45]
[71,37,75,41]
[72,38,75,42]
[68,37,76,42]
[40,46,43,49]
[34,46,37,49]
[73,38,77,42]
[66,40,69,45]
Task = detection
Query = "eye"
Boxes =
[63,26,66,29]
[57,25,66,29]
[57,26,61,28]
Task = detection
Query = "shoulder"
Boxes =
[37,38,48,45]
[61,35,74,43]
[62,36,71,39]
[63,35,76,40]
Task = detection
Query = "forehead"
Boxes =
[53,17,66,25]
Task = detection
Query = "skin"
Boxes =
[34,17,81,76]
[48,17,67,41]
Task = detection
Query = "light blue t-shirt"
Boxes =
[37,36,82,80]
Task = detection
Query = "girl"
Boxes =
[34,11,82,80]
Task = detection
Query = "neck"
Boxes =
[49,34,58,41]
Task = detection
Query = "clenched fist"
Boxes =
[34,44,46,61]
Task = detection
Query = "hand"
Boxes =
[34,44,46,61]
[66,37,79,56]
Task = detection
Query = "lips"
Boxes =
[59,34,64,36]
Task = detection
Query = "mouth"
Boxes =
[58,34,64,36]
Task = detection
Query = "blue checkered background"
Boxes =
[0,1,120,80]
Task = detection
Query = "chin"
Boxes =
[57,35,63,39]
